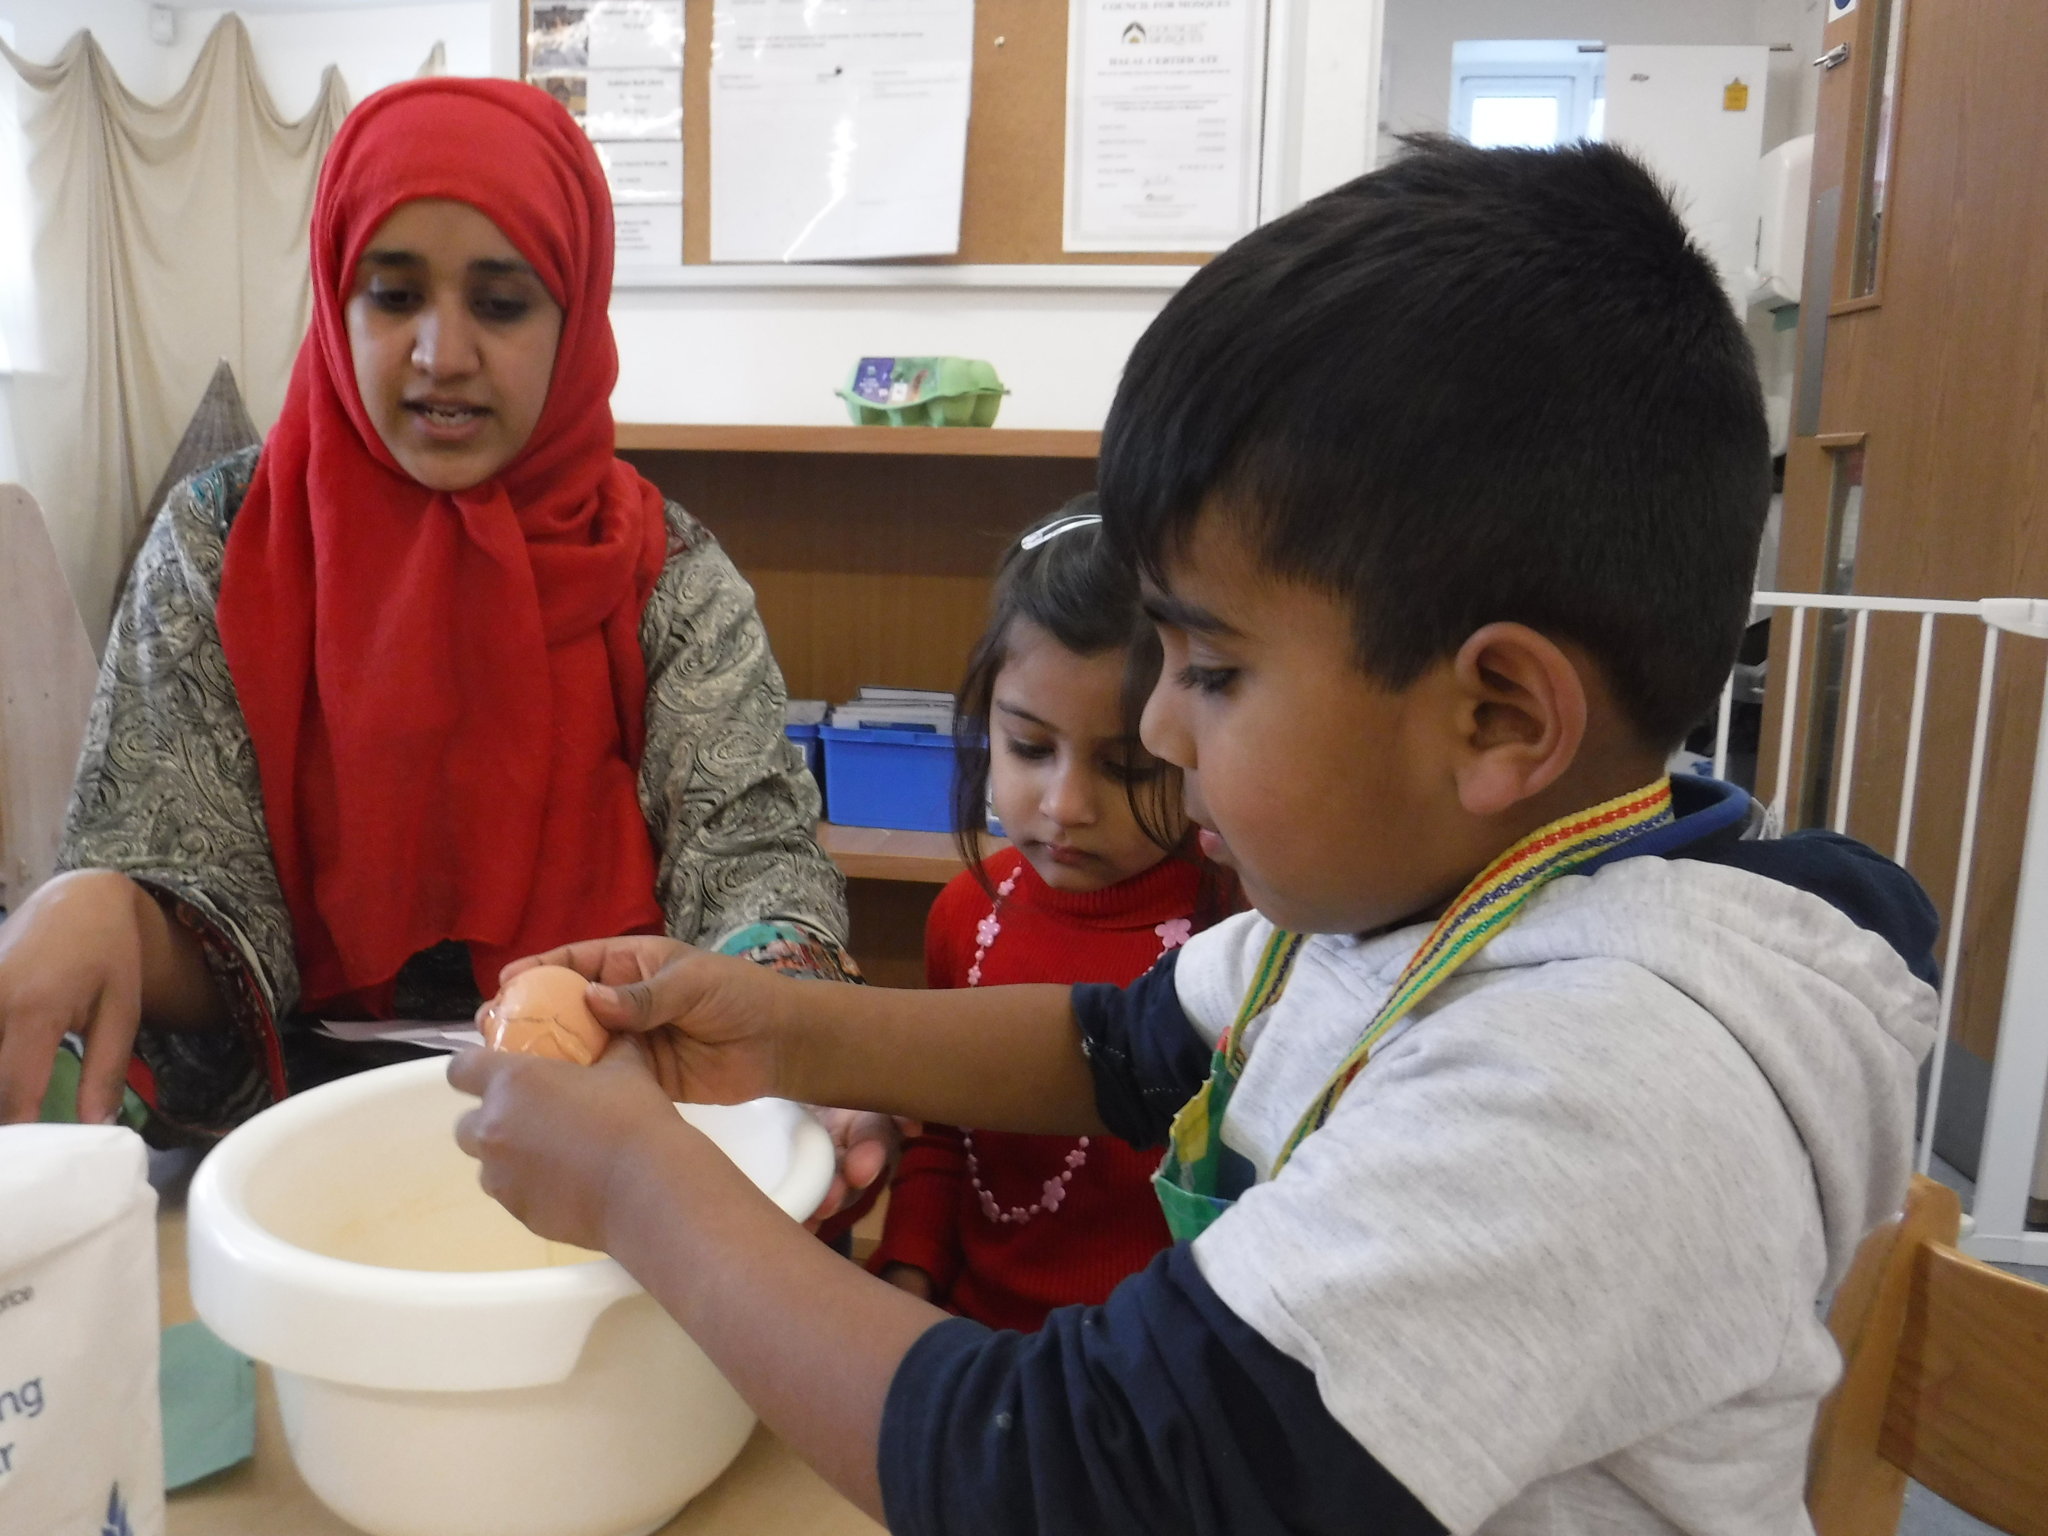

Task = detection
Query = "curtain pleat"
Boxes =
[1,16,444,640]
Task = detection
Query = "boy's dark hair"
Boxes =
[953,499,1230,920]
[1099,135,1772,748]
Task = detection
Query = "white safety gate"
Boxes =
[1713,592,2048,1266]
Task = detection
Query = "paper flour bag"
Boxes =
[0,1125,165,1536]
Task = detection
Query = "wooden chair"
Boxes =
[1809,1174,2048,1534]
[0,482,100,912]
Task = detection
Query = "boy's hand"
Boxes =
[589,944,796,1104]
[496,935,693,994]
[491,938,789,1105]
[490,939,904,1227]
[449,1035,689,1252]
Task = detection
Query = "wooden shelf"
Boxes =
[815,821,1007,884]
[616,424,1100,459]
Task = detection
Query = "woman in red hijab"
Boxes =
[0,79,852,1139]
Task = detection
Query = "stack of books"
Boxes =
[827,686,955,735]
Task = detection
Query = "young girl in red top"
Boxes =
[870,499,1229,1330]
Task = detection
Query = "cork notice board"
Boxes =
[525,0,1218,266]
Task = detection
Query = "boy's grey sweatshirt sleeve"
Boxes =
[878,1244,1446,1536]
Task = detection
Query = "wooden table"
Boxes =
[157,1205,883,1536]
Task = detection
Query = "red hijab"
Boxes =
[217,79,668,1013]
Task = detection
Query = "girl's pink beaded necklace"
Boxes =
[963,866,1194,1225]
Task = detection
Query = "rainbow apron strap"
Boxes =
[1153,778,1674,1241]
[1153,929,1305,1243]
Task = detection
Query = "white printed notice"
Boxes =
[595,141,684,202]
[527,0,684,262]
[586,68,684,138]
[709,0,976,263]
[1064,0,1266,252]
[615,203,684,261]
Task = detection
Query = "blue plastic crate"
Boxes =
[819,724,956,832]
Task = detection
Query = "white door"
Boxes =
[1602,44,1769,306]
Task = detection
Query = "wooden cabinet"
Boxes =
[620,426,1098,985]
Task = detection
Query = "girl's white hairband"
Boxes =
[1020,513,1104,550]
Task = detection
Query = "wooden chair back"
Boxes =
[1809,1174,2048,1534]
[0,483,100,911]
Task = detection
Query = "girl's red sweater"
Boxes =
[869,845,1200,1331]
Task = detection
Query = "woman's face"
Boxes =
[345,198,563,491]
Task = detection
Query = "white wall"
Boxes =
[609,279,1181,431]
[165,3,493,116]
[1379,0,1826,161]
[577,0,1377,433]
[0,0,1376,442]
[0,0,167,94]
[0,374,17,487]
[609,0,1377,432]
[1,0,493,108]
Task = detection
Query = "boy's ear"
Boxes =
[1445,623,1587,818]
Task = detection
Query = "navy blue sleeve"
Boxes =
[878,1244,1446,1536]
[1072,953,1213,1149]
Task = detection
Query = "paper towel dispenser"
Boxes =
[1747,133,1813,308]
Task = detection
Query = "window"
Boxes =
[1462,80,1568,149]
[1449,41,1604,151]
[1850,0,1907,296]
[1800,444,1868,817]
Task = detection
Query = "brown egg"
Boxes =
[482,965,609,1065]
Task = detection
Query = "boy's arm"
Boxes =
[602,1117,937,1514]
[588,942,1212,1142]
[589,948,1110,1135]
[452,1043,1445,1535]
[611,1125,1446,1534]
[782,979,1106,1133]
[1070,957,1215,1147]
[878,1248,1447,1536]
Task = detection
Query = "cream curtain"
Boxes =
[0,17,443,642]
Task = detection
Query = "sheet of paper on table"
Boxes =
[709,0,975,262]
[1063,0,1267,253]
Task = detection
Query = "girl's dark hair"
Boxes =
[953,497,1234,924]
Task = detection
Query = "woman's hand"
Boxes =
[877,1263,936,1303]
[449,1034,703,1253]
[806,1108,912,1230]
[0,871,153,1124]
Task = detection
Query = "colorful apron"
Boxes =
[1154,778,1676,1242]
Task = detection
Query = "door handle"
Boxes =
[1813,43,1851,70]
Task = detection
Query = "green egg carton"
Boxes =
[837,356,1008,427]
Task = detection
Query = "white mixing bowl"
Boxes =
[187,1057,834,1536]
